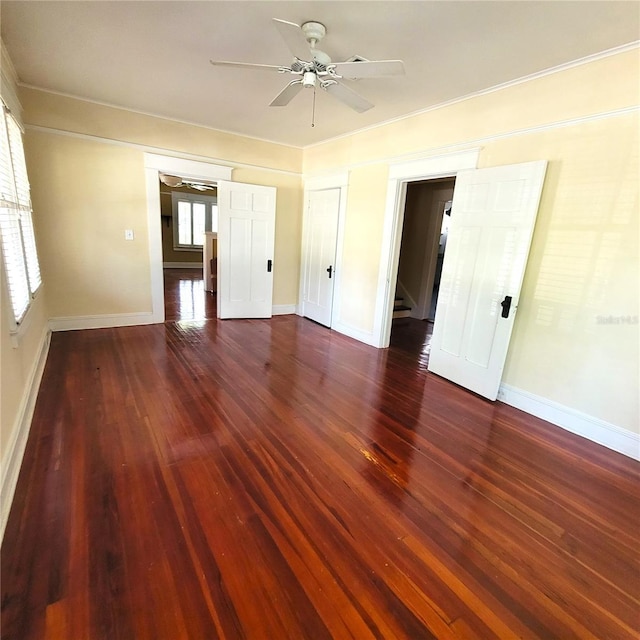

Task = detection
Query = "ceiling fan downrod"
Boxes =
[301,21,326,48]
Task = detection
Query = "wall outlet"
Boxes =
[124,229,134,241]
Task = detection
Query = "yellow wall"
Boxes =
[304,49,638,434]
[0,263,49,456]
[491,116,638,432]
[21,87,301,174]
[21,89,304,315]
[25,132,152,317]
[339,163,389,333]
[303,49,638,173]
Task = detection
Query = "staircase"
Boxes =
[393,296,411,319]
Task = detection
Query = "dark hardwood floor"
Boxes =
[2,274,639,638]
[163,268,216,322]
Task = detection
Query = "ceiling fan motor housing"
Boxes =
[301,21,326,45]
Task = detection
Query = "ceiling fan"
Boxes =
[210,18,405,113]
[159,173,216,191]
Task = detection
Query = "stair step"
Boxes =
[393,304,411,319]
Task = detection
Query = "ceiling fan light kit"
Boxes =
[209,17,405,117]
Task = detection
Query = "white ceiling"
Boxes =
[2,1,638,148]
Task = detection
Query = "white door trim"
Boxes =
[374,149,480,347]
[143,153,232,323]
[298,172,349,327]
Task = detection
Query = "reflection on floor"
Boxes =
[163,268,216,322]
[163,269,435,363]
[389,317,434,369]
[164,267,434,367]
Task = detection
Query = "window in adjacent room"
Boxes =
[171,192,218,251]
[0,103,42,326]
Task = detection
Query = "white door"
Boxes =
[428,161,547,400]
[217,180,276,319]
[301,188,340,327]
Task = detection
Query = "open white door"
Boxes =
[428,161,547,400]
[301,188,340,327]
[217,180,276,319]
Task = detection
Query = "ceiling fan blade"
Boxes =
[273,18,310,60]
[270,80,304,107]
[210,60,284,71]
[331,60,405,79]
[323,81,373,113]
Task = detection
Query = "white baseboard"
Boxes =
[331,320,379,347]
[1,328,51,542]
[163,262,203,268]
[273,304,297,316]
[497,383,639,461]
[49,312,156,332]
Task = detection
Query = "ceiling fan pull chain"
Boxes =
[311,86,316,128]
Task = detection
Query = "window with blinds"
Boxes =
[0,104,42,325]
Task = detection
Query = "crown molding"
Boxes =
[304,41,640,150]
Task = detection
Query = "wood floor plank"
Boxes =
[2,273,639,638]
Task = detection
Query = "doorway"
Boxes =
[374,150,480,349]
[144,154,278,323]
[144,153,232,324]
[390,178,455,362]
[159,180,218,322]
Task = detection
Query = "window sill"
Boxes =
[173,246,204,253]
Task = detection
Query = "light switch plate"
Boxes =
[124,229,134,240]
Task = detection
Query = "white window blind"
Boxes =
[0,104,41,324]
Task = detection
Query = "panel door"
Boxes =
[428,161,547,399]
[302,188,340,327]
[217,181,276,319]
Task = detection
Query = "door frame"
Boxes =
[143,153,232,323]
[298,172,349,328]
[373,149,480,348]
